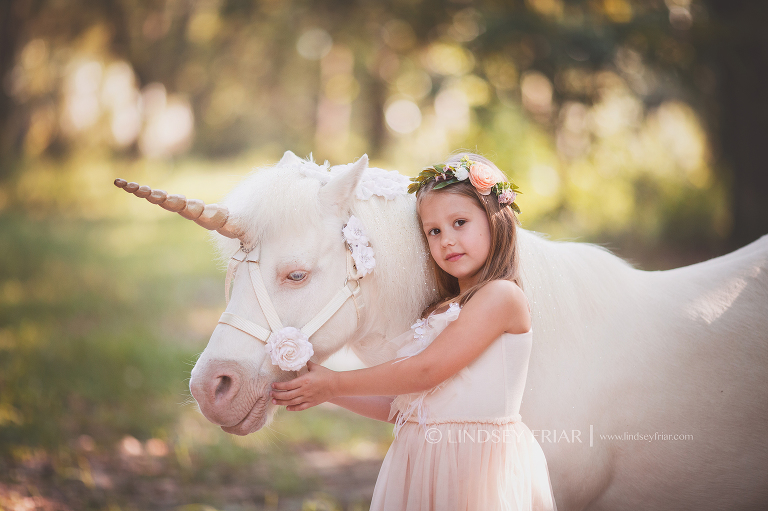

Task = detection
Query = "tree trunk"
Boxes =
[0,0,23,169]
[708,0,768,248]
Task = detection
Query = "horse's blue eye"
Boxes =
[288,271,307,281]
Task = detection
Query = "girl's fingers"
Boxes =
[272,394,305,406]
[272,389,301,401]
[272,379,301,391]
[272,394,301,405]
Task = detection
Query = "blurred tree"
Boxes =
[704,0,768,247]
[0,0,24,158]
[0,0,766,246]
[466,0,767,246]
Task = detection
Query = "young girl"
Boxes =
[271,153,558,511]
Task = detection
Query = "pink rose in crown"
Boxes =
[468,162,499,195]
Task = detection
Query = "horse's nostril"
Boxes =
[215,375,233,401]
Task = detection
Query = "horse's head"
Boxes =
[116,151,424,435]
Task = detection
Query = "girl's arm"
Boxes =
[327,396,398,423]
[272,280,529,411]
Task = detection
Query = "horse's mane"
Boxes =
[210,158,328,264]
[518,229,639,367]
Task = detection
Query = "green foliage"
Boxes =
[1,0,743,247]
[0,215,199,453]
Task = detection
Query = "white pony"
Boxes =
[115,152,768,511]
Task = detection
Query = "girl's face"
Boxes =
[419,192,492,292]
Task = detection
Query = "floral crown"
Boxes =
[407,156,522,214]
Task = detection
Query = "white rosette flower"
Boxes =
[343,215,376,277]
[351,243,376,276]
[265,327,314,372]
[454,166,469,181]
[342,215,368,245]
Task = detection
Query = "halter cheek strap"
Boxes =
[217,243,364,347]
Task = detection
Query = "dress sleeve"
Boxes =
[390,303,462,364]
[383,327,419,362]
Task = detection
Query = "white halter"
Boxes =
[216,234,366,357]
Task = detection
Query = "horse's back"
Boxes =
[518,230,768,511]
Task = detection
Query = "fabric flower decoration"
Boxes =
[343,215,376,277]
[454,166,469,181]
[295,157,409,201]
[468,162,499,195]
[265,327,314,372]
[411,318,427,343]
[351,244,375,276]
[394,303,462,361]
[446,302,461,315]
[356,167,410,200]
[342,215,368,245]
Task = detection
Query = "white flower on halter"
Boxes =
[342,215,368,244]
[352,244,376,275]
[343,215,375,277]
[265,327,314,372]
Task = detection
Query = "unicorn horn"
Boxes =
[114,179,242,239]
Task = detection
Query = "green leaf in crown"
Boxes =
[432,178,459,190]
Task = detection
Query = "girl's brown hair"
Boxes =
[416,153,523,313]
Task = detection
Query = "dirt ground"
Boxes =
[0,442,385,511]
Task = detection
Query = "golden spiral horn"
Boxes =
[114,178,242,239]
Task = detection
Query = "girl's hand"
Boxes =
[270,360,339,411]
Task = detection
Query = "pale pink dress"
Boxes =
[370,303,558,511]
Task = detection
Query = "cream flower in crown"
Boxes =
[454,166,469,181]
[265,327,314,372]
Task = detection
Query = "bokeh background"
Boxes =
[1,0,766,509]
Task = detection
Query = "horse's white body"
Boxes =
[188,152,768,511]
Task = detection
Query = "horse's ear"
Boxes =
[279,150,303,166]
[319,154,368,214]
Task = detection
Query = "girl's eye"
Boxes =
[428,228,440,236]
[287,271,307,282]
[454,219,466,227]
